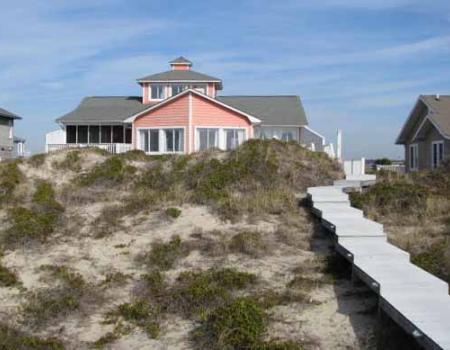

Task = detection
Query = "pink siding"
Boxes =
[172,64,191,71]
[142,83,150,104]
[132,92,253,153]
[133,94,189,150]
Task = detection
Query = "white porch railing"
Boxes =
[46,143,132,154]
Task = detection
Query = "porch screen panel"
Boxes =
[89,126,100,143]
[112,126,124,143]
[77,126,88,143]
[66,126,77,144]
[125,128,132,144]
[101,126,111,143]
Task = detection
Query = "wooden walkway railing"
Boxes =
[307,179,450,350]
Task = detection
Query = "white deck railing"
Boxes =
[46,143,132,154]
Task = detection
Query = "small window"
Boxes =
[172,85,186,96]
[66,126,77,144]
[198,128,218,151]
[409,144,418,170]
[151,85,165,99]
[225,129,245,150]
[432,141,444,169]
[89,126,100,144]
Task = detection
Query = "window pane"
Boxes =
[226,130,236,150]
[66,126,77,144]
[198,129,207,151]
[150,130,159,152]
[282,132,293,141]
[78,126,88,144]
[175,129,184,152]
[101,126,111,143]
[112,126,124,143]
[172,85,185,96]
[208,129,217,148]
[165,129,174,152]
[151,85,164,99]
[192,84,206,94]
[89,126,100,144]
[140,130,148,152]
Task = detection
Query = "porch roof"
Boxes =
[0,107,21,120]
[56,96,151,124]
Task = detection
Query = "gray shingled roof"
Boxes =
[57,95,309,127]
[217,96,308,126]
[137,69,222,86]
[396,95,450,144]
[0,107,21,119]
[56,97,150,124]
[169,56,192,65]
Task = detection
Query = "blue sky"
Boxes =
[1,0,450,158]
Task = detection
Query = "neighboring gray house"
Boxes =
[0,107,24,160]
[396,95,450,172]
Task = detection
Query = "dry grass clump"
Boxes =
[77,156,136,187]
[0,252,18,287]
[228,231,267,257]
[28,153,47,168]
[138,235,186,271]
[0,323,64,350]
[52,150,82,172]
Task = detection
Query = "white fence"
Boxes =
[46,143,132,154]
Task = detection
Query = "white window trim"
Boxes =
[431,140,444,169]
[150,84,166,100]
[409,143,419,171]
[136,126,186,154]
[194,126,247,151]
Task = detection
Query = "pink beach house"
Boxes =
[46,57,325,154]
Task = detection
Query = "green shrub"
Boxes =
[54,151,82,172]
[142,235,184,270]
[105,300,160,339]
[90,332,119,349]
[194,297,265,349]
[0,160,23,202]
[141,270,166,296]
[229,231,266,257]
[165,207,182,219]
[350,181,429,217]
[78,156,136,187]
[32,181,64,213]
[28,154,46,168]
[120,150,149,161]
[0,323,64,350]
[39,264,86,289]
[0,261,18,287]
[171,268,256,317]
[3,207,59,245]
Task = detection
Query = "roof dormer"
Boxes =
[169,56,193,71]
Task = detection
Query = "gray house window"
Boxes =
[409,144,418,170]
[432,141,444,168]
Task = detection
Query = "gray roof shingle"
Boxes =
[217,96,308,126]
[0,107,21,120]
[421,95,450,138]
[56,96,151,124]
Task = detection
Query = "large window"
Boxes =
[409,144,418,170]
[225,129,245,150]
[432,141,444,169]
[151,85,165,99]
[171,85,186,96]
[165,129,184,152]
[198,128,218,151]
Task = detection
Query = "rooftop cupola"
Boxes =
[169,56,192,71]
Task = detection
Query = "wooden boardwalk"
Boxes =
[308,180,450,350]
